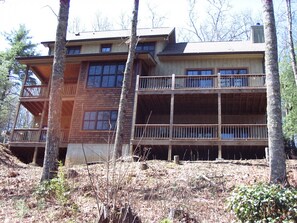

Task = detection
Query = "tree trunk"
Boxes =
[41,0,70,181]
[113,0,139,160]
[285,0,297,86]
[262,0,286,183]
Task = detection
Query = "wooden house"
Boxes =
[9,26,267,165]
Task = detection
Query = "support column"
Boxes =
[31,147,38,165]
[218,80,222,159]
[168,74,175,161]
[130,75,140,155]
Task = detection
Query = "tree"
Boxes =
[146,2,166,28]
[0,25,37,132]
[113,0,139,160]
[41,0,70,181]
[92,11,113,31]
[262,0,286,183]
[285,0,297,86]
[185,0,260,42]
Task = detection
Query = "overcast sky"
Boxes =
[0,0,283,54]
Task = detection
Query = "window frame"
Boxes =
[66,46,81,55]
[219,68,248,87]
[86,62,125,88]
[185,69,214,88]
[82,110,118,131]
[101,44,112,53]
[136,42,155,56]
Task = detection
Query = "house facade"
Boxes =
[9,26,267,165]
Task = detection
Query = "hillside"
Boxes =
[0,144,296,222]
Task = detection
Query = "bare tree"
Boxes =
[262,0,286,184]
[285,0,297,85]
[41,0,70,181]
[186,0,259,41]
[146,2,166,28]
[113,0,139,160]
[92,11,113,31]
[118,12,131,30]
[68,16,86,34]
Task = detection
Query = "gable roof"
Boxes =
[158,41,265,56]
[42,27,175,45]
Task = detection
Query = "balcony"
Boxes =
[137,74,265,93]
[133,124,267,146]
[21,84,77,99]
[10,128,70,146]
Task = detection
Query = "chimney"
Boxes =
[251,24,265,43]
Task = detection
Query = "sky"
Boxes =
[0,0,275,54]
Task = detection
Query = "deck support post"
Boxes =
[168,74,175,161]
[130,75,140,156]
[168,145,172,161]
[218,85,222,159]
[32,147,38,165]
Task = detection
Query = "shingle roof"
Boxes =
[158,41,265,55]
[42,27,175,44]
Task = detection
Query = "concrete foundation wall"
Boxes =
[65,143,129,166]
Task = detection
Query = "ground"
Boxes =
[0,144,296,223]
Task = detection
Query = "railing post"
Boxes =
[217,72,221,88]
[217,91,222,159]
[171,74,175,90]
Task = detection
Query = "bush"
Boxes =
[35,164,69,205]
[227,183,297,222]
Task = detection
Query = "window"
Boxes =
[83,110,117,130]
[136,42,155,56]
[87,62,125,88]
[67,46,81,55]
[219,69,248,87]
[101,44,112,53]
[186,69,213,88]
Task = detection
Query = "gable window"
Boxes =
[219,69,248,87]
[186,69,213,88]
[136,42,155,56]
[101,44,112,53]
[87,62,125,88]
[67,46,81,55]
[83,110,117,130]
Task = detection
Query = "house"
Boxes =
[9,26,267,165]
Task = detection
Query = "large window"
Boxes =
[87,62,125,88]
[83,110,117,130]
[67,46,81,55]
[136,42,155,56]
[186,69,213,88]
[219,69,248,87]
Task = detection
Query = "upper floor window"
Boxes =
[136,42,155,56]
[186,69,213,88]
[101,44,112,53]
[87,62,125,88]
[83,110,117,130]
[67,46,81,55]
[219,69,248,87]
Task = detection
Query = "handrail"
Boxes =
[138,74,266,90]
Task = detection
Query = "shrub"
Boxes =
[227,183,297,222]
[35,163,69,205]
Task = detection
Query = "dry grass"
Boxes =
[0,144,296,222]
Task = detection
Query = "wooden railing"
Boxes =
[134,124,170,139]
[133,124,267,140]
[173,124,218,139]
[138,74,265,91]
[22,85,48,98]
[21,84,77,98]
[221,124,268,139]
[11,129,70,143]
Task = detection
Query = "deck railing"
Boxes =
[22,85,48,98]
[21,84,77,98]
[221,124,268,139]
[133,124,267,140]
[173,124,218,139]
[138,74,265,90]
[11,129,70,143]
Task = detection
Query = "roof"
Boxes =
[42,27,175,44]
[158,41,265,56]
